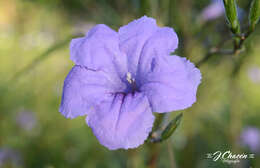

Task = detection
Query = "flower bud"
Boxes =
[161,113,183,141]
[223,0,241,34]
[249,0,260,32]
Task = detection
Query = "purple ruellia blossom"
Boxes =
[16,110,36,131]
[200,0,225,21]
[199,0,244,22]
[247,66,260,84]
[59,16,201,150]
[0,148,22,167]
[241,127,260,153]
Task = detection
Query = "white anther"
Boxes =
[126,72,134,84]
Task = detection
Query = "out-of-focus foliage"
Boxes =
[0,0,260,168]
[249,0,260,31]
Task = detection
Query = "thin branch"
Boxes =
[9,34,82,82]
[196,48,233,67]
[196,28,254,67]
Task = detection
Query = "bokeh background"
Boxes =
[0,0,260,168]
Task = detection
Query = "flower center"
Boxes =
[126,72,139,93]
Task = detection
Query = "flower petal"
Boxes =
[59,65,127,119]
[140,55,201,113]
[86,92,155,150]
[118,16,158,76]
[119,16,178,77]
[135,27,179,85]
[70,24,127,79]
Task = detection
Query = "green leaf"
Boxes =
[249,0,260,32]
[161,113,183,141]
[223,0,240,34]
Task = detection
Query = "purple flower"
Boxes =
[247,66,260,84]
[0,148,22,167]
[199,0,244,22]
[16,110,36,131]
[200,0,225,22]
[240,127,260,153]
[59,16,201,150]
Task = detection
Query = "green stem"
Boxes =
[147,143,159,168]
[229,78,243,168]
[167,141,177,168]
[140,0,151,16]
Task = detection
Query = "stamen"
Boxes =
[126,72,138,93]
[126,72,135,84]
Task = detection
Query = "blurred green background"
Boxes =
[0,0,260,168]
